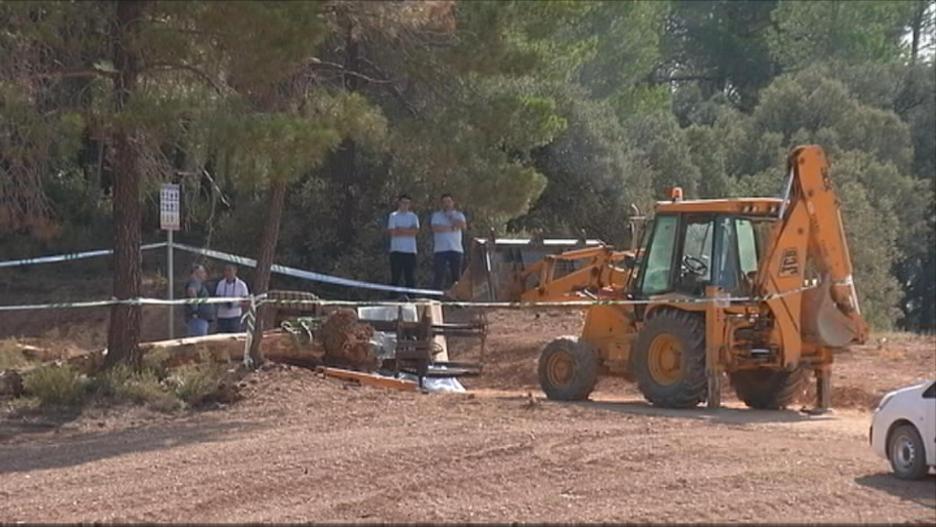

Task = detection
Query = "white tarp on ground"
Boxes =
[358,304,466,393]
[396,370,466,393]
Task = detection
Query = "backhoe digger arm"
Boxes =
[758,145,868,365]
[447,241,633,302]
[519,247,632,302]
[791,147,863,315]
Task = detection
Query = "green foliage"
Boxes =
[621,111,701,198]
[830,157,903,328]
[682,66,929,328]
[23,364,87,407]
[663,0,780,109]
[167,363,227,407]
[576,1,667,99]
[89,364,180,412]
[511,85,653,243]
[1,0,933,332]
[388,82,565,226]
[769,1,915,68]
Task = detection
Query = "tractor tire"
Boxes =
[537,336,599,401]
[632,309,707,408]
[729,366,809,410]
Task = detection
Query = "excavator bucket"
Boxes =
[802,276,864,347]
[447,237,605,301]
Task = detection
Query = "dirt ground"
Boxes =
[1,309,935,523]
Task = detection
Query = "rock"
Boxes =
[0,370,25,398]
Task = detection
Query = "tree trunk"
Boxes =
[247,178,288,365]
[909,1,926,64]
[336,18,360,246]
[336,138,358,245]
[105,0,146,369]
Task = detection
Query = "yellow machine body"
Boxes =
[449,145,868,409]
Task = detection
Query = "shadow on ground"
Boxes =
[0,405,85,442]
[855,473,936,510]
[0,417,267,475]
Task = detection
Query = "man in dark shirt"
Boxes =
[184,263,215,336]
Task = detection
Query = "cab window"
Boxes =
[640,215,678,295]
[681,219,714,281]
[675,218,714,294]
[736,218,759,276]
[714,216,738,291]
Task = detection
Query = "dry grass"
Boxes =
[90,365,181,412]
[0,339,33,370]
[17,357,236,412]
[23,364,87,407]
[167,363,228,407]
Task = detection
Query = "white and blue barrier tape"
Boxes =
[0,242,167,269]
[0,241,444,297]
[0,242,819,312]
[0,296,251,312]
[0,283,818,313]
[170,242,444,297]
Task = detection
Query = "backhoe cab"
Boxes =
[450,145,867,411]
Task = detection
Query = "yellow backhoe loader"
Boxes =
[450,145,867,410]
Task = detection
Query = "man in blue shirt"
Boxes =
[430,193,467,290]
[387,193,420,290]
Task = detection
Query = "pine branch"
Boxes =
[306,57,393,84]
[142,61,227,95]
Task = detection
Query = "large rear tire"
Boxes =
[537,336,599,401]
[632,310,706,408]
[729,366,809,409]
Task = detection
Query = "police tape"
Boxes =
[0,283,818,312]
[0,296,253,312]
[0,242,167,269]
[170,242,445,297]
[0,241,820,311]
[0,239,445,296]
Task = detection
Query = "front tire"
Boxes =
[537,336,599,401]
[632,310,706,408]
[888,424,929,480]
[729,366,809,410]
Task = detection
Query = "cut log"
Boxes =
[319,309,379,371]
[137,331,324,368]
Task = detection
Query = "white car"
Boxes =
[870,380,936,480]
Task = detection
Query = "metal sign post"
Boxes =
[160,183,181,339]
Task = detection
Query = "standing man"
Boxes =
[431,193,467,290]
[184,263,215,337]
[214,264,250,333]
[387,193,420,291]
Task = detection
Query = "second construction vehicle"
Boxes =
[450,145,867,410]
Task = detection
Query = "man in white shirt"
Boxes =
[214,264,250,333]
[430,193,467,290]
[387,193,420,290]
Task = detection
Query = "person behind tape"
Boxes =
[184,263,215,337]
[430,193,467,290]
[387,193,420,291]
[214,264,250,333]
